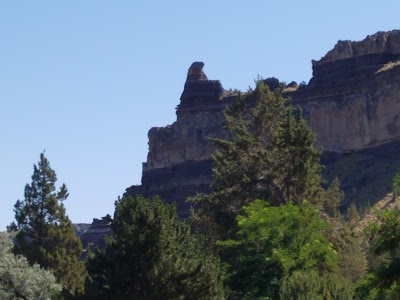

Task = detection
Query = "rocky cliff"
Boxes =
[126,30,400,215]
[73,216,112,255]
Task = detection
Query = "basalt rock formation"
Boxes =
[126,31,400,215]
[73,216,112,254]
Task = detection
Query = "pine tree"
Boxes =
[191,81,323,243]
[275,107,323,205]
[323,177,345,217]
[346,202,360,226]
[356,209,400,299]
[9,153,86,296]
[85,195,225,299]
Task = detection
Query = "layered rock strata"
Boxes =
[75,216,112,251]
[126,31,400,215]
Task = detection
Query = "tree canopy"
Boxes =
[85,195,225,299]
[0,232,61,300]
[218,200,347,299]
[9,152,86,296]
[356,209,400,299]
[191,80,323,244]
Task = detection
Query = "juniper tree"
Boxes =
[9,153,86,296]
[191,81,323,243]
[85,195,224,300]
[356,209,400,299]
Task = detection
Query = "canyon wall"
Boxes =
[126,31,400,215]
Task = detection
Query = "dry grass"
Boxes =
[376,60,400,74]
[354,193,400,235]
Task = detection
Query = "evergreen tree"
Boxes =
[280,270,354,300]
[393,171,400,199]
[191,81,323,243]
[0,232,61,300]
[346,202,360,226]
[355,209,400,299]
[323,177,344,217]
[9,153,86,296]
[324,213,367,284]
[275,107,323,205]
[85,195,224,300]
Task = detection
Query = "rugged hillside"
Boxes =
[126,30,400,216]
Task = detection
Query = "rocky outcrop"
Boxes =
[313,30,400,66]
[289,31,400,151]
[127,62,235,216]
[126,30,400,215]
[75,215,112,251]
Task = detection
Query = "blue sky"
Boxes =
[1,1,399,229]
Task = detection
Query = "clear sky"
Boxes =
[1,1,399,230]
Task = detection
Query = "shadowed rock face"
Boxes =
[75,216,112,250]
[126,30,400,216]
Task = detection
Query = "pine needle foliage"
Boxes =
[9,153,86,296]
[85,195,225,300]
[191,81,323,243]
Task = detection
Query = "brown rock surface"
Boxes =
[312,30,400,66]
[76,215,112,251]
[126,30,400,216]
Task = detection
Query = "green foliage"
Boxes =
[280,270,354,300]
[356,210,400,299]
[323,178,344,217]
[85,195,225,299]
[0,232,61,300]
[218,200,337,299]
[324,214,367,284]
[9,153,86,296]
[393,172,400,199]
[191,81,323,243]
[275,107,323,206]
[345,202,360,231]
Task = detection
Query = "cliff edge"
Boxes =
[126,30,400,215]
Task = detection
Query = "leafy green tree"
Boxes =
[191,81,323,243]
[0,232,61,300]
[9,153,86,296]
[85,195,225,299]
[218,199,338,299]
[356,210,400,299]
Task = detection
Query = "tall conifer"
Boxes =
[191,81,323,243]
[9,153,86,296]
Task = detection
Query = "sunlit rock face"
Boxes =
[126,30,400,216]
[290,30,400,151]
[126,62,235,216]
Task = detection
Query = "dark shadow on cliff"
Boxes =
[322,139,400,210]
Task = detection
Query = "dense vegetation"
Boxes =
[3,81,400,299]
[84,195,224,299]
[7,153,86,298]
